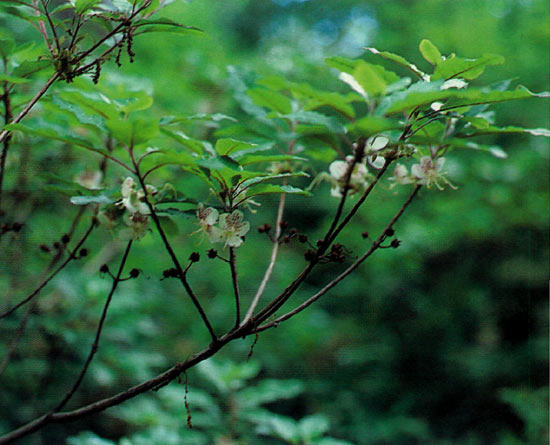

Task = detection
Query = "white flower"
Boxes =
[430,101,445,112]
[389,164,414,186]
[196,205,221,243]
[328,156,369,197]
[120,177,156,215]
[217,210,250,248]
[411,156,456,190]
[441,78,468,90]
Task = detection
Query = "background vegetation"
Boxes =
[1,0,548,443]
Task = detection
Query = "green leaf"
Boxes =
[106,118,159,146]
[352,62,388,96]
[279,110,345,133]
[70,195,112,205]
[239,172,309,189]
[57,90,118,120]
[113,91,154,114]
[462,125,550,137]
[432,53,505,81]
[160,127,205,154]
[419,39,442,65]
[247,184,311,197]
[52,96,105,129]
[348,116,399,137]
[5,123,108,157]
[236,379,304,409]
[0,39,15,58]
[199,155,241,172]
[215,138,257,156]
[0,73,29,84]
[327,57,399,96]
[12,59,51,78]
[265,415,300,441]
[247,88,292,114]
[162,113,237,124]
[133,18,204,36]
[74,0,101,14]
[236,154,306,166]
[365,47,429,81]
[298,414,330,440]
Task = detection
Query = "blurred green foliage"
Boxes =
[0,0,548,444]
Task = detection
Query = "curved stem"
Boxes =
[131,157,217,342]
[0,72,60,145]
[241,192,286,326]
[229,247,241,327]
[52,241,133,413]
[0,218,96,319]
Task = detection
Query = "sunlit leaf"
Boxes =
[419,39,442,65]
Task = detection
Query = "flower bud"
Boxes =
[189,252,200,263]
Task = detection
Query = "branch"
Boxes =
[229,247,241,327]
[0,218,95,319]
[0,302,33,377]
[0,326,235,444]
[52,240,133,413]
[40,0,60,53]
[0,72,60,145]
[132,160,217,342]
[254,185,422,333]
[0,77,13,216]
[241,192,286,326]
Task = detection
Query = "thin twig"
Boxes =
[0,301,34,377]
[254,185,422,333]
[241,192,286,326]
[40,0,60,53]
[132,158,218,342]
[0,218,95,319]
[229,247,241,327]
[0,72,60,145]
[0,76,13,216]
[52,241,133,413]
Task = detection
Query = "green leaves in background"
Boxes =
[106,117,159,147]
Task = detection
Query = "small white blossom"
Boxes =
[329,156,369,198]
[389,164,414,186]
[119,177,156,215]
[217,210,250,248]
[411,156,456,190]
[430,101,445,112]
[196,205,221,243]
